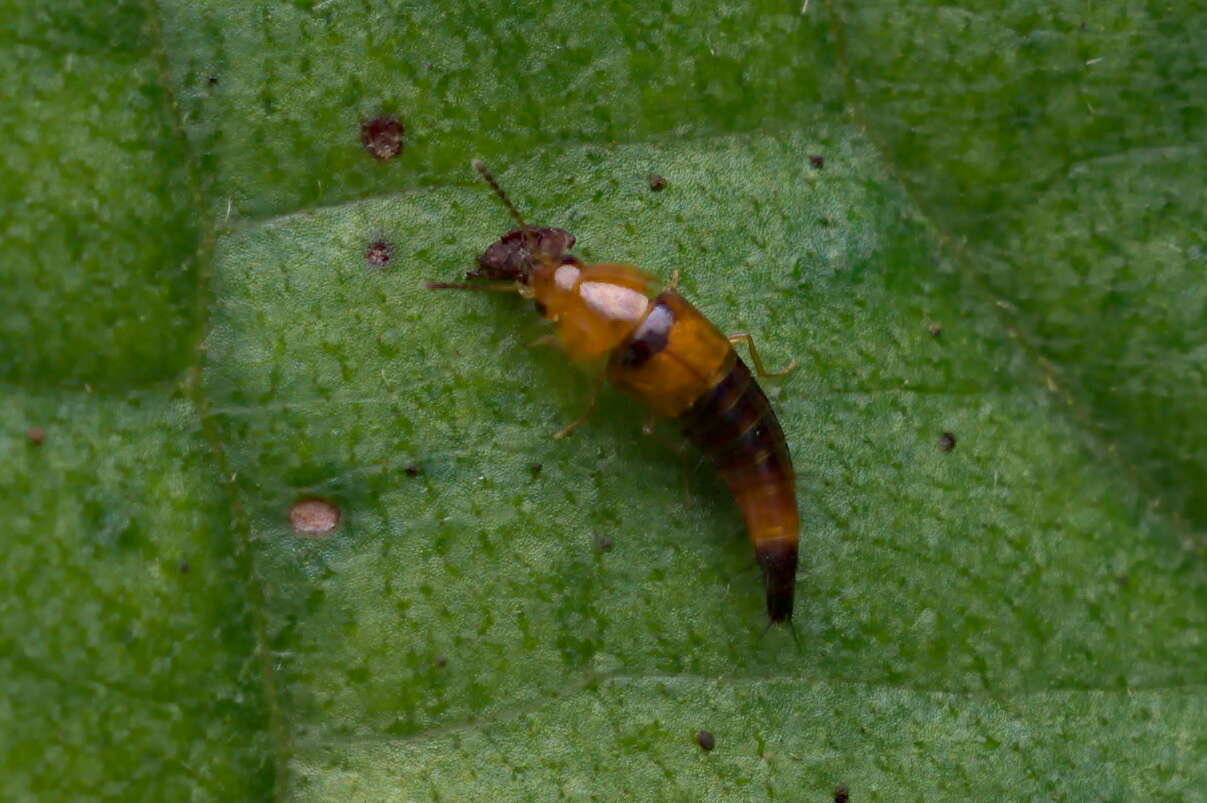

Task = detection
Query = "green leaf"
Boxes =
[0,391,272,798]
[3,0,1203,799]
[0,5,198,386]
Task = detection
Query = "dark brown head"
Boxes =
[470,227,575,284]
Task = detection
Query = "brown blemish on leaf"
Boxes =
[810,155,825,169]
[928,322,943,337]
[360,116,405,160]
[289,497,341,536]
[939,431,957,452]
[833,786,849,803]
[26,427,45,445]
[365,240,392,268]
[404,464,421,477]
[695,730,715,751]
[648,173,667,191]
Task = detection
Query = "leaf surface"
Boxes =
[2,0,1203,799]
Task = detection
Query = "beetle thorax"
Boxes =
[531,258,658,362]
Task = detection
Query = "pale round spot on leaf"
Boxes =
[289,498,340,536]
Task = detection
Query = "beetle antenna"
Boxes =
[471,159,539,256]
[425,280,517,292]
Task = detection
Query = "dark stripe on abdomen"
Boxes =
[678,355,799,622]
[680,358,794,481]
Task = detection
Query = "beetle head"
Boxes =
[470,227,576,284]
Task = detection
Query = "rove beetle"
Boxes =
[428,161,800,625]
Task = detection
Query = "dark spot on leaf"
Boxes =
[593,533,613,553]
[26,427,45,445]
[404,465,421,477]
[696,730,715,751]
[928,322,943,337]
[435,655,448,668]
[939,431,957,452]
[179,560,190,574]
[1116,574,1129,588]
[360,115,405,160]
[810,155,825,169]
[834,786,849,803]
[648,173,666,191]
[818,216,834,227]
[365,240,392,268]
[206,75,219,87]
[530,463,543,477]
[533,300,548,317]
[288,497,340,536]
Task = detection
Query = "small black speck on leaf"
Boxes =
[927,322,943,337]
[365,240,392,268]
[810,155,825,169]
[1116,574,1129,588]
[178,560,190,574]
[939,432,957,452]
[818,216,834,227]
[404,465,421,477]
[206,75,219,87]
[360,115,405,160]
[648,173,666,191]
[593,533,613,553]
[435,656,448,668]
[834,786,850,803]
[27,427,45,445]
[696,730,715,751]
[530,463,543,477]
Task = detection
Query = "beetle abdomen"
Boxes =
[678,355,799,622]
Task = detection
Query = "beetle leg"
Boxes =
[552,378,602,440]
[727,332,796,377]
[527,334,560,349]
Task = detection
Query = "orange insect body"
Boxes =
[532,260,653,363]
[429,161,800,624]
